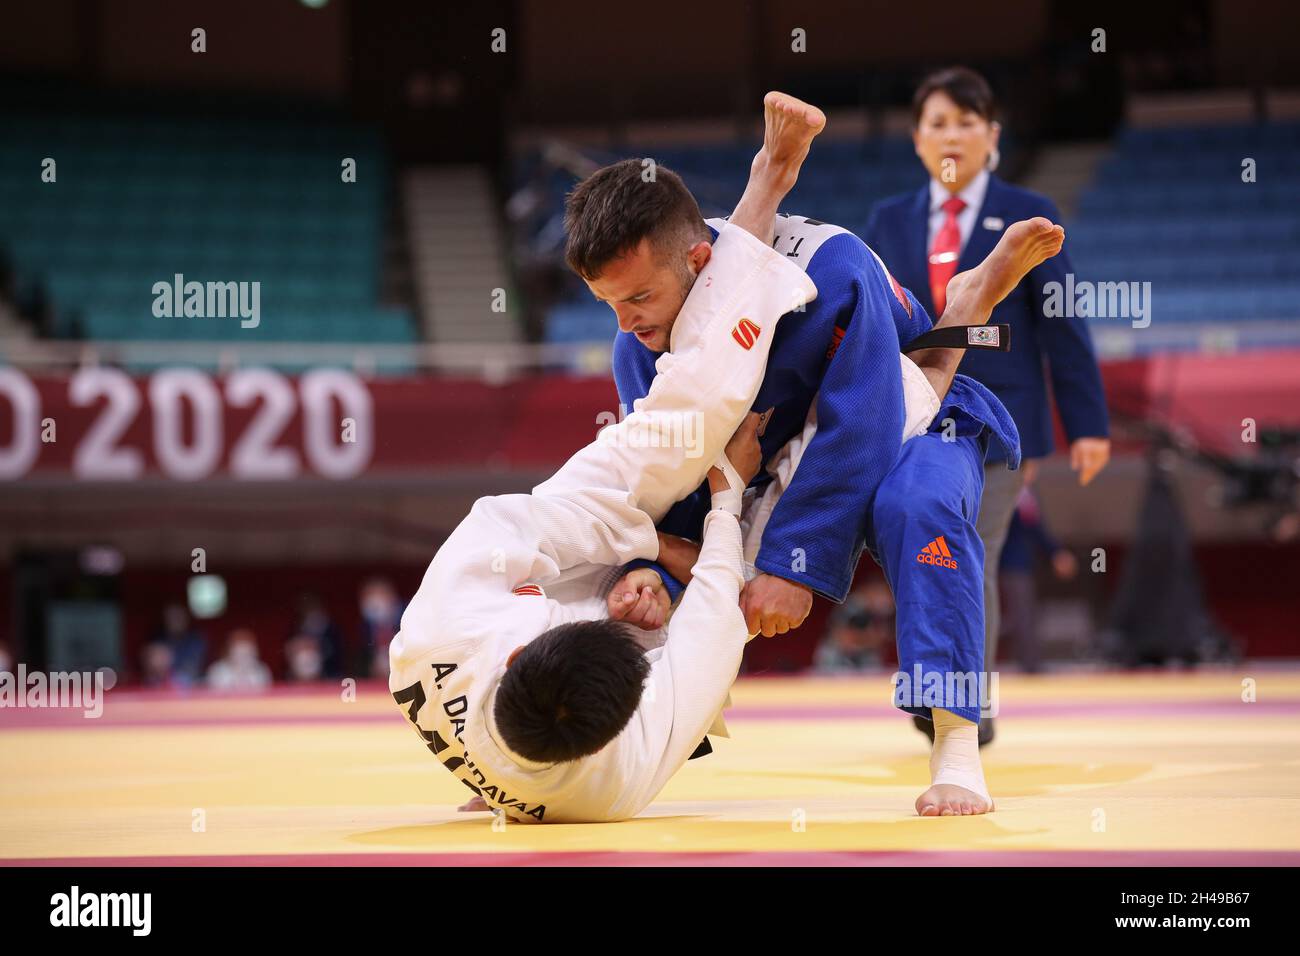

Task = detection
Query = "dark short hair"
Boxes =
[912,66,997,126]
[563,158,710,280]
[494,618,650,764]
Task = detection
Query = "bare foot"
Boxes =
[755,91,826,194]
[966,216,1065,314]
[910,222,1060,398]
[458,796,489,812]
[729,91,826,244]
[915,783,995,817]
[942,269,977,319]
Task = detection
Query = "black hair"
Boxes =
[912,66,998,126]
[564,158,710,280]
[494,618,650,764]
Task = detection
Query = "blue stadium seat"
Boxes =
[519,134,934,344]
[1069,121,1300,334]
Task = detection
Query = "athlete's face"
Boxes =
[583,237,710,353]
[913,91,1000,194]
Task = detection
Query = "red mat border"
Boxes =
[5,850,1299,867]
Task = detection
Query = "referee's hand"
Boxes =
[1069,436,1110,486]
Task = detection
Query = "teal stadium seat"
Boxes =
[0,103,416,367]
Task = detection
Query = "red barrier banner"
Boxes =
[0,368,619,481]
[8,351,1298,482]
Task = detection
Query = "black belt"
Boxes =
[902,323,1010,353]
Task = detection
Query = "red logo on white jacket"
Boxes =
[731,317,762,350]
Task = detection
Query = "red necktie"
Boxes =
[928,195,967,316]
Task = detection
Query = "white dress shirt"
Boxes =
[927,168,990,256]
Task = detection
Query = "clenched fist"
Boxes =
[739,572,813,637]
[606,567,671,632]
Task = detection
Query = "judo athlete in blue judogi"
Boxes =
[565,154,1065,814]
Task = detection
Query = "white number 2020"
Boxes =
[0,367,373,481]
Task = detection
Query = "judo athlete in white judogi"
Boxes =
[387,95,840,823]
[388,93,969,823]
[388,217,812,820]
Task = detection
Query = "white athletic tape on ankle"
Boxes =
[930,707,991,805]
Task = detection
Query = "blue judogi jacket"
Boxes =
[614,215,1019,603]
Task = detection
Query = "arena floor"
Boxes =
[3,667,1299,866]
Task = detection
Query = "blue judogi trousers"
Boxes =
[869,430,991,725]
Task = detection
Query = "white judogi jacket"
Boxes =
[397,505,747,824]
[388,223,941,823]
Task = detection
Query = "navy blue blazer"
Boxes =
[864,174,1109,461]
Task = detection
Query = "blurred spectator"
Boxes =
[140,641,176,688]
[358,578,403,679]
[145,603,207,687]
[813,580,895,673]
[287,592,343,679]
[284,634,325,682]
[206,628,272,691]
[1273,509,1300,543]
[999,480,1078,673]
